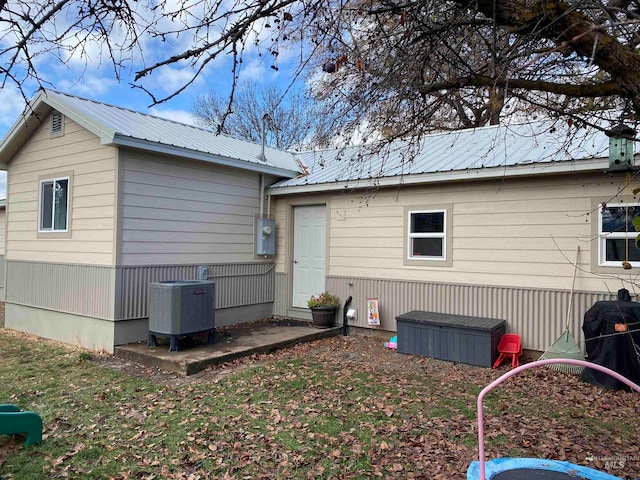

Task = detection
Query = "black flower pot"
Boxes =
[310,307,337,328]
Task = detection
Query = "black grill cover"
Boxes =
[580,299,640,391]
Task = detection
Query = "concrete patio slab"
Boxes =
[115,319,342,376]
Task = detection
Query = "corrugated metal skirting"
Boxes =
[5,261,275,322]
[0,255,5,302]
[115,263,275,320]
[5,261,115,319]
[271,274,612,353]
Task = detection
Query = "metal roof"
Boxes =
[0,90,632,192]
[0,90,302,177]
[268,121,618,194]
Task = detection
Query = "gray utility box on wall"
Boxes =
[256,217,276,256]
[396,310,505,367]
[148,280,216,352]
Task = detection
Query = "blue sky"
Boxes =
[0,12,306,198]
[0,43,298,137]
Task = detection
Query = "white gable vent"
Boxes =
[51,111,64,136]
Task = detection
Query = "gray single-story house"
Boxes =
[0,89,637,353]
[0,90,301,351]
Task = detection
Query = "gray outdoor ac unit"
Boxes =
[148,280,216,352]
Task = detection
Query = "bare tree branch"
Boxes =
[3,0,640,146]
[192,80,335,150]
[419,75,625,98]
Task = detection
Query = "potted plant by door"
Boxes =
[307,292,340,328]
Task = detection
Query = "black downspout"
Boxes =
[342,296,353,336]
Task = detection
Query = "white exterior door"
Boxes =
[292,205,326,308]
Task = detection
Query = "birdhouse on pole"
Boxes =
[606,124,636,171]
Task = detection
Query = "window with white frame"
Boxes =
[599,202,640,266]
[39,177,70,232]
[407,209,446,260]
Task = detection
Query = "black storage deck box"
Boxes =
[396,310,506,367]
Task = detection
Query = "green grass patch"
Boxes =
[1,332,638,479]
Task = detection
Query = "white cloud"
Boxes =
[0,172,6,199]
[0,86,29,199]
[149,107,198,126]
[238,57,274,83]
[57,71,120,98]
[59,35,112,69]
[0,86,27,139]
[146,64,205,95]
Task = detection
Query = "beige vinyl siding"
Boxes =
[6,114,117,265]
[0,207,5,254]
[327,176,588,289]
[0,207,5,300]
[272,171,633,294]
[120,151,263,265]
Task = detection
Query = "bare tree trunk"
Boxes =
[488,87,504,126]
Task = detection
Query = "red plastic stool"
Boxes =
[492,334,522,369]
